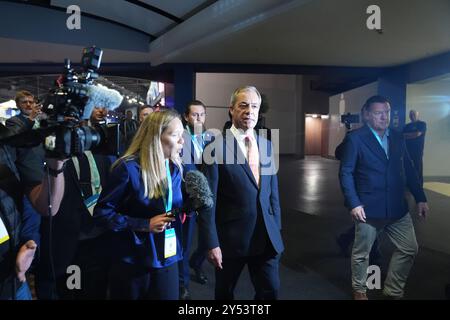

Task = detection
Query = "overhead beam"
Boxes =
[0,0,156,40]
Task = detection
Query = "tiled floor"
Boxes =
[189,155,450,300]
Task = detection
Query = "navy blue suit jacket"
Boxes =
[198,131,284,258]
[339,125,426,220]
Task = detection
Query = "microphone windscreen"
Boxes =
[82,84,123,119]
[185,170,214,210]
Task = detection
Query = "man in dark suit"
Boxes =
[179,100,211,299]
[198,86,283,300]
[339,95,429,300]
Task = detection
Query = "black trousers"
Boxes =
[215,252,280,300]
[109,261,179,300]
[35,234,112,300]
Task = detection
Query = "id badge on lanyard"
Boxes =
[0,216,9,244]
[163,159,176,258]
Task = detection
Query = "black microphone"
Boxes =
[170,170,214,217]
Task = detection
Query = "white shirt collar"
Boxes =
[230,125,257,160]
[230,124,255,141]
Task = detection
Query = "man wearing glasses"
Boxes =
[6,91,42,133]
[339,95,429,300]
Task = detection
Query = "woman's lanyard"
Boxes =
[163,159,176,259]
[72,151,102,215]
[162,159,173,213]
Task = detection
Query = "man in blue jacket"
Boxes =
[339,95,429,300]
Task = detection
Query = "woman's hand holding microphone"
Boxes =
[149,212,175,233]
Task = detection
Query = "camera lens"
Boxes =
[78,126,101,152]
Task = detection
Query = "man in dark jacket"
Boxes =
[339,95,429,300]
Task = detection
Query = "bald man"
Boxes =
[403,110,427,185]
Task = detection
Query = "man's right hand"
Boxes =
[351,205,366,222]
[207,247,223,269]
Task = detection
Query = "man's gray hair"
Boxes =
[229,86,262,107]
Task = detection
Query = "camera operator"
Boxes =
[35,106,116,300]
[0,124,66,300]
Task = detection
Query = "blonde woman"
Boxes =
[94,109,185,300]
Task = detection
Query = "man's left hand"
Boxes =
[417,202,429,219]
[16,240,37,282]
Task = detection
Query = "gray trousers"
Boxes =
[352,213,418,297]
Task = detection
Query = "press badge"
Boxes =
[164,228,177,258]
[0,216,10,244]
[84,194,100,216]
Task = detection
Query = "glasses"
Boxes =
[19,99,35,105]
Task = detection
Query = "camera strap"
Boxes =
[71,151,102,215]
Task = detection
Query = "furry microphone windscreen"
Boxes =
[82,84,123,119]
[184,170,214,210]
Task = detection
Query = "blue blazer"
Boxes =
[339,125,426,220]
[198,131,284,258]
[93,158,184,268]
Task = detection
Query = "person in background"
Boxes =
[403,110,427,186]
[6,91,42,131]
[179,100,211,300]
[121,110,139,149]
[138,105,154,124]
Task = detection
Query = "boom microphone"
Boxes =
[82,84,123,119]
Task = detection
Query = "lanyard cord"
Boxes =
[162,159,173,213]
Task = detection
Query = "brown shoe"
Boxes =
[353,291,368,300]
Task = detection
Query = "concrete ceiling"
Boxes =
[0,0,448,67]
[150,0,450,67]
[0,0,449,101]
